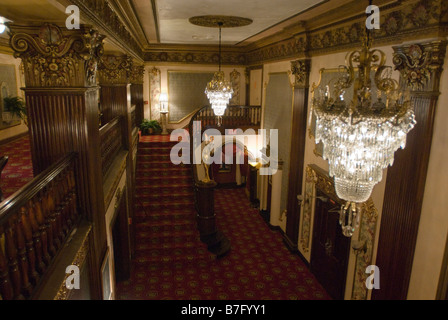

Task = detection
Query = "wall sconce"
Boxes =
[159,92,169,135]
[159,92,168,114]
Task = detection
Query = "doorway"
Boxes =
[310,190,351,300]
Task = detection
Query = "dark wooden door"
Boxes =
[310,191,351,300]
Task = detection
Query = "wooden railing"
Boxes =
[100,116,123,178]
[0,153,80,300]
[193,105,261,129]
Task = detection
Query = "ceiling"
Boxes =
[145,0,325,45]
[0,0,390,53]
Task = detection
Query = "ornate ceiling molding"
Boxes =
[68,0,143,61]
[8,23,104,88]
[57,0,446,67]
[144,47,247,66]
[244,0,447,65]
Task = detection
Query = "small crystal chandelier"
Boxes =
[312,28,416,237]
[205,22,233,121]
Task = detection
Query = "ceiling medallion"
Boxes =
[189,15,253,28]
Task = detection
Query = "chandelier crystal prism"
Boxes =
[204,22,233,118]
[312,29,416,237]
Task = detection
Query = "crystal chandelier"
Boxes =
[312,29,416,237]
[205,22,233,119]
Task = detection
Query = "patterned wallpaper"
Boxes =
[167,71,213,123]
[263,72,293,215]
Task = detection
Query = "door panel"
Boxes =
[310,191,351,300]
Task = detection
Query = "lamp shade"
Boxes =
[159,93,168,113]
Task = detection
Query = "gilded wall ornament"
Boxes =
[291,59,311,88]
[393,40,447,91]
[98,54,133,85]
[129,65,145,84]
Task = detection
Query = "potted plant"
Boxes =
[3,96,28,126]
[140,119,162,135]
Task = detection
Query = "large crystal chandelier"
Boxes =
[205,22,233,119]
[312,28,416,237]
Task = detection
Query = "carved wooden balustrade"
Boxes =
[0,153,80,300]
[193,105,261,130]
[99,117,123,179]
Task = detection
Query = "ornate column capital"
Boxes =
[9,23,105,88]
[393,40,447,92]
[98,54,134,85]
[129,64,145,84]
[290,59,311,89]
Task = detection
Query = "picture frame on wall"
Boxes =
[101,248,112,300]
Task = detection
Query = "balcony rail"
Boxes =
[100,116,123,178]
[0,152,80,300]
[193,105,261,129]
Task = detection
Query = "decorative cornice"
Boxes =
[243,0,448,66]
[291,59,311,88]
[8,23,104,88]
[69,0,143,61]
[98,54,133,85]
[144,48,247,66]
[393,40,447,91]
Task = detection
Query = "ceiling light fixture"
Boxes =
[190,15,253,126]
[311,9,416,237]
[204,21,233,122]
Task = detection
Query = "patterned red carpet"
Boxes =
[116,136,330,300]
[0,135,34,200]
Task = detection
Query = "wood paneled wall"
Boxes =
[131,84,144,127]
[284,59,311,251]
[372,41,447,300]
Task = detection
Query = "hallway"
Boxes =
[117,162,330,300]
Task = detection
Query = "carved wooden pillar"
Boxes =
[284,59,311,251]
[9,23,107,299]
[372,41,447,300]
